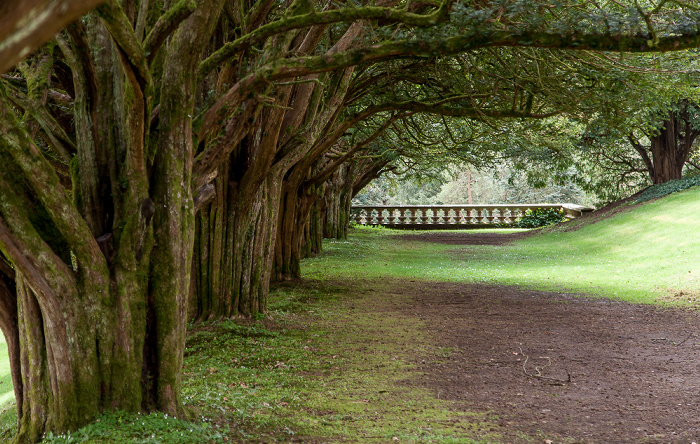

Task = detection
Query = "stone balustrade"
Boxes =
[350,204,594,229]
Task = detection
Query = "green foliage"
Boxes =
[634,175,700,203]
[512,208,568,228]
[0,407,17,443]
[354,161,592,207]
[40,411,225,443]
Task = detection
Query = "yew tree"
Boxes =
[619,100,700,184]
[4,1,700,443]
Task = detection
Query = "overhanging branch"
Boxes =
[198,0,452,78]
[144,0,197,63]
[0,0,106,74]
[259,29,700,82]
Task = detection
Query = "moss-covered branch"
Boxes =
[97,0,151,87]
[198,0,452,78]
[376,98,560,119]
[144,0,197,63]
[307,112,406,188]
[0,83,104,268]
[259,29,700,82]
[0,0,106,73]
[4,81,76,161]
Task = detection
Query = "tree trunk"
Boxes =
[321,162,355,240]
[650,114,683,184]
[645,102,700,184]
[190,159,280,319]
[275,179,319,280]
[0,1,225,440]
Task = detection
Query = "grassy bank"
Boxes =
[0,185,697,442]
[306,186,700,306]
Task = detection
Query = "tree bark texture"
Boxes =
[648,106,700,184]
[0,0,107,74]
[0,1,224,440]
[630,102,700,185]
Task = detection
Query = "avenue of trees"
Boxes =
[2,0,700,442]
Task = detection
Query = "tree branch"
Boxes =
[198,0,452,78]
[0,84,105,267]
[97,0,151,88]
[143,0,197,63]
[0,0,106,73]
[627,133,654,177]
[259,29,700,83]
[4,81,76,161]
[307,112,406,188]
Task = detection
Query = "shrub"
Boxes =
[513,208,568,228]
[634,174,700,203]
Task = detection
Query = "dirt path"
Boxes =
[392,232,700,443]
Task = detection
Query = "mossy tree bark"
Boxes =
[0,0,224,440]
[192,19,360,312]
[0,0,108,74]
[274,107,401,279]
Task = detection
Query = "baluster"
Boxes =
[484,208,493,224]
[353,209,362,224]
[407,208,417,224]
[397,208,407,224]
[460,208,469,224]
[475,208,483,224]
[376,209,385,224]
[430,208,441,224]
[419,208,429,224]
[444,208,454,224]
[493,208,503,224]
[386,208,397,224]
[462,208,470,223]
[474,207,483,224]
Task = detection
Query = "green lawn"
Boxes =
[306,185,700,306]
[0,336,12,407]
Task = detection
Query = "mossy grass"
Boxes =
[0,279,505,443]
[178,279,501,442]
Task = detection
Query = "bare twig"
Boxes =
[519,347,571,385]
[651,332,696,346]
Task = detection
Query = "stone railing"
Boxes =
[350,204,594,229]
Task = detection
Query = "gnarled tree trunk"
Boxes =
[0,1,224,440]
